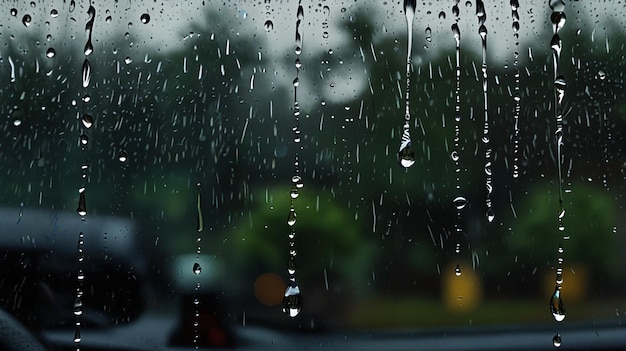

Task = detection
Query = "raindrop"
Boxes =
[398,0,416,168]
[50,9,59,17]
[140,13,150,24]
[124,56,133,64]
[77,191,87,217]
[118,150,128,163]
[453,196,467,210]
[550,287,566,322]
[287,209,297,226]
[438,11,446,19]
[73,298,83,316]
[73,329,81,343]
[552,334,562,348]
[106,16,112,23]
[290,188,299,199]
[193,262,202,275]
[397,141,415,168]
[486,209,495,222]
[549,0,565,12]
[81,114,93,129]
[22,14,32,27]
[264,20,273,31]
[81,59,91,88]
[10,8,17,16]
[46,48,56,58]
[598,70,606,80]
[79,134,89,145]
[84,40,93,56]
[454,264,461,276]
[196,183,203,232]
[282,283,302,317]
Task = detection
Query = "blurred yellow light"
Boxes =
[442,263,482,313]
[254,272,287,306]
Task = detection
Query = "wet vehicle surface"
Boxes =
[0,0,625,350]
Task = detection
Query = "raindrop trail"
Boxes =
[74,5,96,350]
[397,0,416,168]
[476,0,493,223]
[283,0,304,319]
[263,0,273,32]
[193,182,203,349]
[511,0,521,179]
[549,0,567,335]
[450,0,466,274]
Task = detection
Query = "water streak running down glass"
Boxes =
[397,0,417,168]
[282,0,305,318]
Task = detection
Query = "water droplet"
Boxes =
[453,197,467,210]
[282,284,302,317]
[549,0,565,12]
[290,188,299,199]
[550,287,566,322]
[264,20,273,31]
[450,151,459,162]
[196,185,204,232]
[106,16,112,23]
[438,11,446,19]
[124,56,133,64]
[81,59,91,88]
[455,264,461,276]
[287,209,297,226]
[140,13,150,24]
[486,209,495,222]
[84,40,93,56]
[50,9,59,17]
[398,141,415,168]
[73,329,81,343]
[22,14,32,27]
[45,48,56,58]
[551,11,566,32]
[118,150,128,163]
[73,297,83,316]
[81,114,93,129]
[10,8,17,16]
[79,134,89,145]
[193,262,201,275]
[77,191,87,217]
[598,70,606,80]
[552,333,562,348]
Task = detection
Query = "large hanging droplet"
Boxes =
[77,191,87,217]
[287,209,297,227]
[22,14,32,27]
[282,284,302,318]
[549,287,566,322]
[552,333,562,348]
[397,140,416,168]
[193,262,202,275]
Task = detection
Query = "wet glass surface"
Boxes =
[0,1,625,350]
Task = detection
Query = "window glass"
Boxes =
[0,0,625,349]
